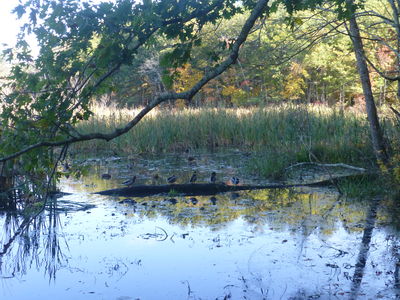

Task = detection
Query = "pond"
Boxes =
[1,153,399,300]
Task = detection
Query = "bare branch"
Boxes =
[364,51,400,81]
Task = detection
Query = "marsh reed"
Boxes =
[74,103,395,176]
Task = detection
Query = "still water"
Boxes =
[0,154,399,299]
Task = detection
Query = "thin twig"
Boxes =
[285,162,367,172]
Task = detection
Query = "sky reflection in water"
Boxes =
[0,156,399,300]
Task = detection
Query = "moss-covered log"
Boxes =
[95,181,334,197]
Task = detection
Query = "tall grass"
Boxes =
[74,103,396,176]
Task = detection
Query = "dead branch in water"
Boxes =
[95,173,373,197]
[285,162,367,172]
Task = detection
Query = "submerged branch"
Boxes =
[95,176,359,197]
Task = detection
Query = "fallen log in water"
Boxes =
[95,180,335,197]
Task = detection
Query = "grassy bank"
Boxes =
[74,103,397,178]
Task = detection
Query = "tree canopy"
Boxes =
[1,0,267,162]
[0,0,396,191]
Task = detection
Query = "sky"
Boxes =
[0,1,23,48]
[0,0,113,54]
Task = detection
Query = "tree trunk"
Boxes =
[347,8,389,165]
[387,0,400,100]
[397,78,400,101]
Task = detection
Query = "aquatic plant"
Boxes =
[74,103,397,178]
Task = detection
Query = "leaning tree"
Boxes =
[0,0,273,207]
[0,0,388,208]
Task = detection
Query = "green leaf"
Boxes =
[12,5,26,19]
[162,72,174,89]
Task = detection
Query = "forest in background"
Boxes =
[2,0,396,109]
[1,0,400,207]
[91,0,398,109]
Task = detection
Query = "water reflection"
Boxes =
[0,155,400,299]
[0,198,68,281]
[350,198,380,299]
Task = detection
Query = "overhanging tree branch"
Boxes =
[0,0,270,163]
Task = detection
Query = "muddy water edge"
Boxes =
[0,152,399,300]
